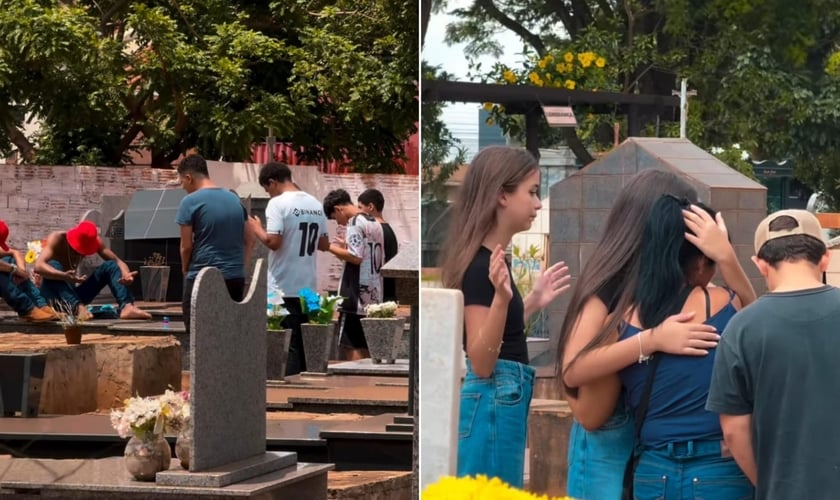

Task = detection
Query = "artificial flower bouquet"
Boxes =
[364,301,399,318]
[24,239,44,264]
[266,289,290,330]
[110,389,190,439]
[299,288,343,325]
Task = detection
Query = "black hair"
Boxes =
[757,215,826,266]
[258,162,292,186]
[177,154,208,177]
[358,189,385,213]
[635,195,716,329]
[323,189,352,219]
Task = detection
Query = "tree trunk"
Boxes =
[4,123,35,163]
[421,0,432,48]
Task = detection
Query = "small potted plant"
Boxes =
[53,300,86,345]
[266,290,292,381]
[361,301,404,364]
[298,288,343,374]
[140,252,170,303]
[109,394,173,480]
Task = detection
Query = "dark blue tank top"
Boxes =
[618,292,737,448]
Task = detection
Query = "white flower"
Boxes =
[710,146,724,154]
[364,301,399,318]
[732,143,741,150]
[740,150,749,161]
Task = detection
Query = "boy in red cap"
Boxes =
[35,220,152,320]
[0,221,57,321]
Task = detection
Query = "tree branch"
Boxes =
[562,127,594,165]
[546,0,577,38]
[3,123,35,163]
[474,0,546,56]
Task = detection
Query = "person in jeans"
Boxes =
[175,154,255,334]
[0,221,57,321]
[708,210,840,499]
[557,170,755,500]
[439,146,571,487]
[248,162,329,375]
[615,196,752,499]
[36,220,151,320]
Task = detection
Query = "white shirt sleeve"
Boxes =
[266,197,285,235]
[345,219,365,258]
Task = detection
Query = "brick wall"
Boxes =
[0,163,419,294]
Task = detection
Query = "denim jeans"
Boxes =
[0,256,45,315]
[567,403,636,500]
[634,439,754,500]
[456,358,535,488]
[39,260,134,311]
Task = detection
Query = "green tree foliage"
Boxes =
[433,0,840,207]
[0,0,417,170]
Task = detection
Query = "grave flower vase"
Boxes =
[301,322,335,374]
[361,317,404,364]
[124,432,171,481]
[63,325,82,345]
[175,429,191,469]
[267,328,292,381]
[139,265,171,302]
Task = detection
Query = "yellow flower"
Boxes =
[483,102,494,112]
[25,249,36,264]
[498,105,506,113]
[545,73,553,81]
[502,69,517,84]
[485,117,495,126]
[566,63,574,73]
[565,79,576,90]
[556,63,565,73]
[422,475,575,500]
[545,54,554,62]
[528,72,541,85]
[564,52,574,63]
[578,51,596,68]
[538,59,547,69]
[596,57,606,68]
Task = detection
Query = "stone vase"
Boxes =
[266,328,292,381]
[139,266,170,302]
[301,322,335,374]
[174,429,191,469]
[63,325,82,345]
[361,317,404,364]
[124,433,171,481]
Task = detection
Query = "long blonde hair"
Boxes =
[440,146,539,289]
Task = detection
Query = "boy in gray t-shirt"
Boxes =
[323,189,384,361]
[707,209,840,499]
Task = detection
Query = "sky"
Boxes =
[422,0,523,160]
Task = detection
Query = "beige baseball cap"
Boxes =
[754,209,826,253]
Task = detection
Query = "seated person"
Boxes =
[35,221,151,321]
[0,221,58,321]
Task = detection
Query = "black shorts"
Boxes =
[338,312,367,349]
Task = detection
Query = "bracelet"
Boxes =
[637,332,651,364]
[9,263,16,275]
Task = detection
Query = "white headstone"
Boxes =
[419,288,464,489]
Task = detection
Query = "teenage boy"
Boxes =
[357,188,399,302]
[249,162,329,375]
[707,209,840,499]
[323,189,384,360]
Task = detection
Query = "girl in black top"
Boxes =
[440,146,571,487]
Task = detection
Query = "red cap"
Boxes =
[66,221,101,256]
[0,221,8,252]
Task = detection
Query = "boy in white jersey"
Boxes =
[323,189,384,360]
[249,162,329,375]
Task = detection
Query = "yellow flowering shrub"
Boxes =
[480,49,618,135]
[422,475,576,500]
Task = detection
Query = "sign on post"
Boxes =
[542,106,577,127]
